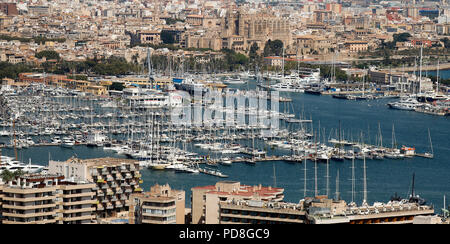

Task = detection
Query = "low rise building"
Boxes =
[191,181,284,224]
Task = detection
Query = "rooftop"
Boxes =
[59,157,138,168]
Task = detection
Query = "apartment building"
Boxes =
[48,157,142,218]
[191,181,284,224]
[129,184,185,224]
[57,181,97,224]
[0,174,96,224]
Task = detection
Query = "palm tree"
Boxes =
[0,169,14,182]
[0,169,24,182]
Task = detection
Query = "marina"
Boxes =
[0,75,449,211]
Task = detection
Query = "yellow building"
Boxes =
[78,84,108,96]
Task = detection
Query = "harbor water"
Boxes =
[1,80,449,211]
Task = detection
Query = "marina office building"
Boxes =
[48,157,143,218]
[0,174,96,224]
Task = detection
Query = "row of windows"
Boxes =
[221,209,304,220]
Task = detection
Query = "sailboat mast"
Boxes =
[147,48,153,89]
[351,146,356,203]
[335,169,340,201]
[304,152,307,198]
[363,154,368,205]
[314,131,318,197]
[326,158,330,198]
[437,59,440,94]
[419,45,423,94]
[428,128,434,156]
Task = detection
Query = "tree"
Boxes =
[0,169,14,182]
[161,30,176,44]
[0,169,23,182]
[36,50,60,61]
[263,39,284,57]
[393,33,412,43]
[249,42,259,60]
[109,82,125,91]
[441,38,450,49]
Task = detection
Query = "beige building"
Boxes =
[295,35,334,56]
[48,157,142,218]
[191,181,284,224]
[344,40,369,53]
[185,31,222,51]
[186,14,204,26]
[137,30,162,45]
[0,174,96,224]
[129,184,185,224]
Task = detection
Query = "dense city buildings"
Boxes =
[0,0,447,66]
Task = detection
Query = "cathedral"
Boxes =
[220,8,292,54]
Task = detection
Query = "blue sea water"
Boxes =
[1,80,449,212]
[417,68,450,80]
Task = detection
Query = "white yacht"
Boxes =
[61,137,75,148]
[51,136,62,144]
[223,76,245,84]
[270,82,305,93]
[387,98,421,111]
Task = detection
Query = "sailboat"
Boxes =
[423,128,434,159]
